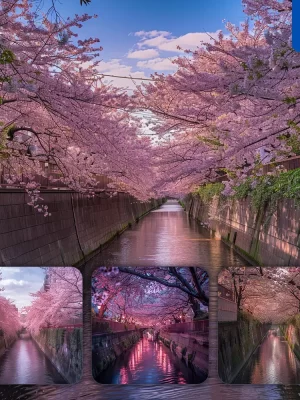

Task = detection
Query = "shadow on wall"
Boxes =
[0,191,162,267]
[185,194,300,266]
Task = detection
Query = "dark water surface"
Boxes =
[0,201,299,399]
[95,336,205,385]
[0,338,66,384]
[234,329,300,385]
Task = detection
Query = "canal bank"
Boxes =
[158,328,208,381]
[0,333,16,358]
[183,193,300,266]
[0,190,162,266]
[84,200,248,270]
[92,329,142,378]
[93,334,205,384]
[218,312,271,383]
[232,327,300,384]
[32,328,83,384]
[0,336,67,384]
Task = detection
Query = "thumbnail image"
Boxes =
[218,267,300,384]
[92,266,209,384]
[0,267,83,384]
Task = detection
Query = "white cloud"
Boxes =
[134,30,170,38]
[128,49,159,59]
[137,57,178,71]
[1,279,30,287]
[136,30,221,53]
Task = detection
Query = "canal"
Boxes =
[84,200,247,269]
[0,337,66,385]
[2,200,300,399]
[95,335,205,385]
[233,328,300,384]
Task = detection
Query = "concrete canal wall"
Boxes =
[218,313,271,383]
[184,194,300,266]
[0,334,16,358]
[0,190,162,266]
[32,328,83,384]
[280,315,300,361]
[158,330,209,380]
[92,330,141,377]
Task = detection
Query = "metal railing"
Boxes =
[92,318,138,334]
[161,320,209,334]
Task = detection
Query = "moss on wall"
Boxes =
[184,193,300,266]
[92,330,141,378]
[218,312,271,383]
[32,328,83,384]
[280,315,300,361]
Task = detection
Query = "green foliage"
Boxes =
[278,134,300,156]
[0,49,15,65]
[194,168,300,229]
[284,96,297,105]
[194,182,225,204]
[232,169,300,230]
[233,178,252,199]
[197,136,223,148]
[0,124,14,159]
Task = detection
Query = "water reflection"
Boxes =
[95,336,204,384]
[0,338,66,384]
[1,201,299,399]
[85,200,246,269]
[234,329,300,384]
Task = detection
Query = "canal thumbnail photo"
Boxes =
[0,266,83,385]
[218,267,300,385]
[91,266,209,384]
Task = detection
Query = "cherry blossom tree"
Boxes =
[0,0,157,215]
[0,270,21,337]
[219,267,300,323]
[25,267,82,334]
[134,0,296,197]
[92,267,209,326]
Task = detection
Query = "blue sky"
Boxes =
[45,0,246,89]
[0,267,45,309]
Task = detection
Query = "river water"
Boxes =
[95,336,205,385]
[84,200,245,269]
[234,328,300,385]
[1,200,300,399]
[0,338,66,385]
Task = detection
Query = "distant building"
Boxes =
[44,271,51,292]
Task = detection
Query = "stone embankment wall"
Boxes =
[280,315,300,361]
[184,194,300,265]
[158,330,209,380]
[32,328,83,384]
[218,313,271,383]
[0,190,162,266]
[0,334,16,358]
[92,330,141,378]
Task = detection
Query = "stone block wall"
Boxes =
[92,330,141,378]
[184,194,300,266]
[218,313,271,383]
[0,334,16,358]
[0,190,162,266]
[158,330,209,380]
[32,328,83,384]
[280,315,300,361]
